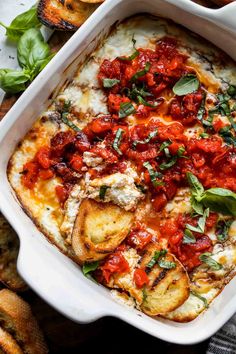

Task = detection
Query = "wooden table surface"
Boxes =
[1,0,232,352]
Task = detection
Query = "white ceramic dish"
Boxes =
[0,0,236,345]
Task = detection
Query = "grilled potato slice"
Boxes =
[139,244,190,316]
[72,199,134,263]
[38,0,99,30]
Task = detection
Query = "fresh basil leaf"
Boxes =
[197,93,206,121]
[199,252,222,270]
[82,261,99,275]
[128,83,153,101]
[159,140,172,152]
[182,229,196,244]
[0,6,40,41]
[173,74,200,96]
[103,78,120,88]
[118,36,139,61]
[199,133,209,138]
[118,102,136,118]
[143,161,164,187]
[17,28,51,76]
[177,146,186,157]
[99,185,110,200]
[142,287,148,302]
[132,129,158,149]
[200,188,236,216]
[227,85,236,97]
[112,128,124,155]
[190,291,208,308]
[186,172,204,199]
[159,156,177,170]
[228,116,236,132]
[191,197,204,215]
[216,219,233,242]
[131,62,151,82]
[158,259,176,269]
[0,69,30,94]
[137,95,158,107]
[62,113,81,132]
[135,183,147,194]
[146,249,167,269]
[186,208,209,234]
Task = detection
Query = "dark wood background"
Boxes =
[0,1,234,352]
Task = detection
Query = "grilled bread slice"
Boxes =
[0,327,23,354]
[37,0,99,30]
[139,244,190,316]
[0,289,48,354]
[0,214,27,292]
[72,199,134,263]
[107,244,190,316]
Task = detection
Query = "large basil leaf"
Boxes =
[200,188,236,216]
[0,69,30,93]
[0,6,40,41]
[173,74,200,96]
[17,28,51,78]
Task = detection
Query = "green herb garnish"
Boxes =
[173,74,200,96]
[158,259,176,269]
[146,249,167,269]
[182,229,196,244]
[132,130,158,149]
[216,219,233,242]
[186,208,209,234]
[131,62,151,82]
[119,37,139,61]
[99,185,110,200]
[118,102,136,118]
[82,261,99,282]
[112,128,124,155]
[103,78,120,88]
[199,252,223,270]
[143,161,164,187]
[190,291,208,308]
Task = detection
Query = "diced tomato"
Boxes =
[21,161,39,189]
[133,268,149,289]
[70,155,83,172]
[39,169,54,180]
[55,185,69,204]
[35,146,51,169]
[107,94,130,114]
[152,193,168,212]
[126,227,152,250]
[101,252,130,283]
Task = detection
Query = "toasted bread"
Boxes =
[139,244,190,316]
[0,327,23,354]
[0,289,48,354]
[72,199,134,263]
[37,0,99,30]
[0,214,27,292]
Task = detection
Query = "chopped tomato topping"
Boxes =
[55,185,69,204]
[39,169,54,180]
[133,268,149,289]
[152,193,168,212]
[35,146,51,169]
[126,226,152,250]
[21,161,39,189]
[70,155,83,172]
[101,251,130,283]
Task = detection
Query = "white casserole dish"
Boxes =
[0,0,236,344]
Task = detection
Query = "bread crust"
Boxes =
[0,289,48,354]
[0,327,23,354]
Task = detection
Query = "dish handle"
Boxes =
[17,236,106,323]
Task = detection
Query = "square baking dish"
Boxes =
[0,0,236,344]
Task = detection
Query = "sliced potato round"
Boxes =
[72,199,134,263]
[139,244,190,316]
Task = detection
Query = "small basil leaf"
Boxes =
[182,229,196,244]
[143,161,164,187]
[191,197,204,216]
[159,156,177,170]
[186,208,209,234]
[158,259,176,269]
[99,185,110,200]
[146,249,167,269]
[173,74,200,96]
[118,102,136,118]
[137,95,157,107]
[0,69,30,94]
[216,219,233,242]
[82,261,99,275]
[190,291,208,308]
[186,172,204,199]
[227,85,236,97]
[103,78,120,88]
[112,128,124,155]
[142,287,148,302]
[62,113,81,132]
[159,140,172,152]
[131,62,151,82]
[132,129,158,149]
[199,252,222,270]
[200,188,236,216]
[0,6,40,41]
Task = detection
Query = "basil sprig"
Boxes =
[190,291,208,308]
[187,172,236,216]
[103,78,120,88]
[143,162,164,187]
[0,28,54,94]
[199,252,222,270]
[173,74,200,96]
[186,208,209,234]
[82,261,99,282]
[216,219,233,242]
[182,229,196,244]
[146,249,167,269]
[131,62,151,82]
[0,6,40,41]
[99,185,110,200]
[118,102,136,118]
[112,128,124,155]
[132,129,158,149]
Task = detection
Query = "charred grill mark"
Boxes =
[152,269,169,289]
